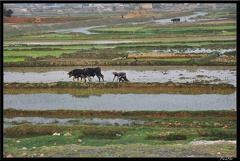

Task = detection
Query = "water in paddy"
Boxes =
[3,66,236,127]
[3,66,236,117]
[4,92,236,111]
[53,25,105,34]
[4,92,236,127]
[3,66,236,86]
[4,117,145,127]
[154,12,212,24]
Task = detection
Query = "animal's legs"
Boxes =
[87,76,92,82]
[100,74,104,81]
[80,74,86,82]
[96,75,101,81]
[97,74,104,81]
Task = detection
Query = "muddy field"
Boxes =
[3,66,236,85]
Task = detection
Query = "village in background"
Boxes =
[4,3,236,17]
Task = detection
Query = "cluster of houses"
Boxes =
[4,3,153,16]
[4,3,236,17]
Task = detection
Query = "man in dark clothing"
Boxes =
[112,71,129,82]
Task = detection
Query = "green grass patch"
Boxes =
[91,25,236,36]
[92,26,144,32]
[187,52,218,65]
[4,57,25,62]
[3,123,236,146]
[146,132,188,141]
[22,33,75,39]
[4,45,109,51]
[4,50,75,58]
[197,128,236,140]
[3,82,236,96]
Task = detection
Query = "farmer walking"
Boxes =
[112,71,129,82]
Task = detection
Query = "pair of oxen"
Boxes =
[68,67,104,82]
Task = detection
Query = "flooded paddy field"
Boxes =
[3,64,236,128]
[4,65,236,127]
[4,117,145,128]
[4,65,236,113]
[4,92,236,111]
[3,66,236,86]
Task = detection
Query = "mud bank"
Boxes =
[4,109,236,119]
[3,82,236,95]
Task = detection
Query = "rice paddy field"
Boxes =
[3,7,237,158]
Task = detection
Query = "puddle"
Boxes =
[150,48,236,54]
[52,25,105,34]
[3,66,237,87]
[154,12,230,24]
[3,92,236,111]
[3,117,145,127]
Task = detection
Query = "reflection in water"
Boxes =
[4,92,236,111]
[150,48,236,54]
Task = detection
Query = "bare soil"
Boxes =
[4,140,236,158]
[3,16,105,24]
[4,108,236,119]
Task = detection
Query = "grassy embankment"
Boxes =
[4,82,236,96]
[3,109,236,157]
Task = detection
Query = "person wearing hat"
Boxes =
[112,71,129,82]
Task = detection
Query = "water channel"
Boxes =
[154,12,213,23]
[4,92,236,111]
